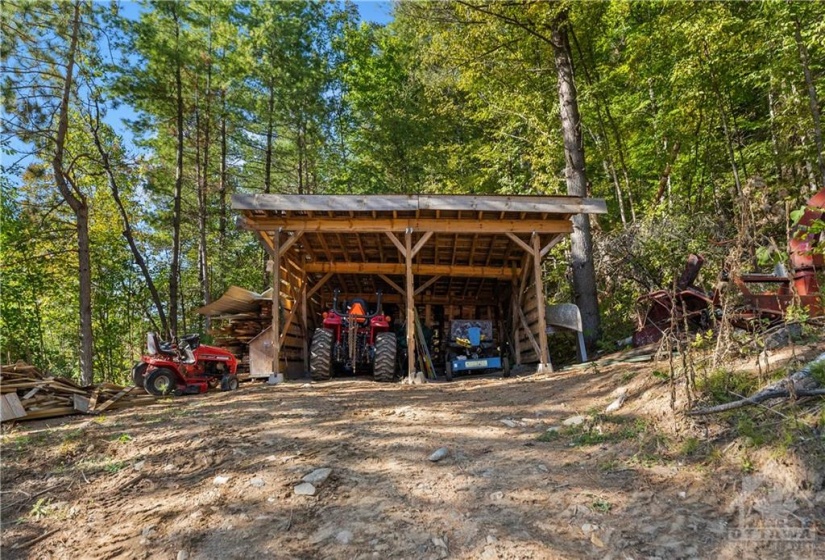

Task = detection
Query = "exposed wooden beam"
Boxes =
[385,231,407,257]
[505,232,533,255]
[540,234,565,258]
[256,230,277,256]
[378,274,406,297]
[532,233,552,372]
[303,262,520,279]
[405,231,415,380]
[306,273,333,299]
[329,292,497,306]
[518,305,541,360]
[411,231,434,257]
[233,193,608,214]
[278,231,304,257]
[414,275,441,296]
[245,217,573,234]
[271,233,281,376]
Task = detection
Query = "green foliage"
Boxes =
[810,360,825,386]
[696,369,759,404]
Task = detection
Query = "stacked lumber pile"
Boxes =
[0,362,157,423]
[209,301,272,374]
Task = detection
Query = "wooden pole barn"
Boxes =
[232,194,607,380]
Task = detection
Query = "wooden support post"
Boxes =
[511,278,522,366]
[405,229,415,381]
[532,233,552,373]
[270,231,281,382]
[301,271,309,374]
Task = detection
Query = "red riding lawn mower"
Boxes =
[132,333,239,396]
[309,290,396,382]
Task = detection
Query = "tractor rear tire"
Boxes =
[131,362,148,388]
[310,328,333,381]
[145,368,177,396]
[502,357,511,378]
[445,360,453,382]
[373,332,396,382]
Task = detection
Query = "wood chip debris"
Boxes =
[1,362,157,422]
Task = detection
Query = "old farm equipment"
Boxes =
[734,188,825,325]
[132,333,239,396]
[632,254,717,347]
[309,290,396,382]
[444,320,510,381]
[632,189,825,345]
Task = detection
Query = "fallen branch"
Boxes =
[12,528,60,549]
[687,388,825,415]
[687,352,825,416]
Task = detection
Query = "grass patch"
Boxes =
[111,433,133,443]
[810,360,825,386]
[591,497,613,513]
[104,460,128,474]
[696,368,760,404]
[536,429,561,442]
[558,415,649,447]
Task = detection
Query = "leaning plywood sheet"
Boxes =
[1,393,26,421]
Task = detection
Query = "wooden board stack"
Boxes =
[0,362,157,423]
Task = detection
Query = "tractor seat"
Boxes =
[180,334,200,349]
[147,332,177,357]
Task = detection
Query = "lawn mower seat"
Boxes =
[180,334,200,349]
[147,332,176,357]
[468,327,482,347]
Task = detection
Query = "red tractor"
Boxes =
[310,291,396,382]
[132,333,239,396]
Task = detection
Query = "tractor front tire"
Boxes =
[373,332,396,382]
[502,356,511,378]
[445,360,453,382]
[131,362,148,388]
[145,368,177,396]
[310,328,333,381]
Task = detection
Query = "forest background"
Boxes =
[2,0,823,385]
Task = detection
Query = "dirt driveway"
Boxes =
[2,351,822,559]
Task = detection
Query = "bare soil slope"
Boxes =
[2,345,823,559]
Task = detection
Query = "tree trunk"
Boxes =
[198,54,212,332]
[52,1,94,385]
[219,88,228,253]
[264,82,275,194]
[551,18,600,348]
[169,5,184,338]
[88,103,169,336]
[794,16,825,188]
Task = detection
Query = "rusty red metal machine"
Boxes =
[734,188,824,323]
[633,188,824,346]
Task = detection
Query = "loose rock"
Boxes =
[302,468,332,485]
[500,419,518,428]
[213,475,230,485]
[177,551,189,560]
[249,477,265,488]
[294,482,317,496]
[429,447,449,462]
[336,530,353,545]
[563,415,586,427]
